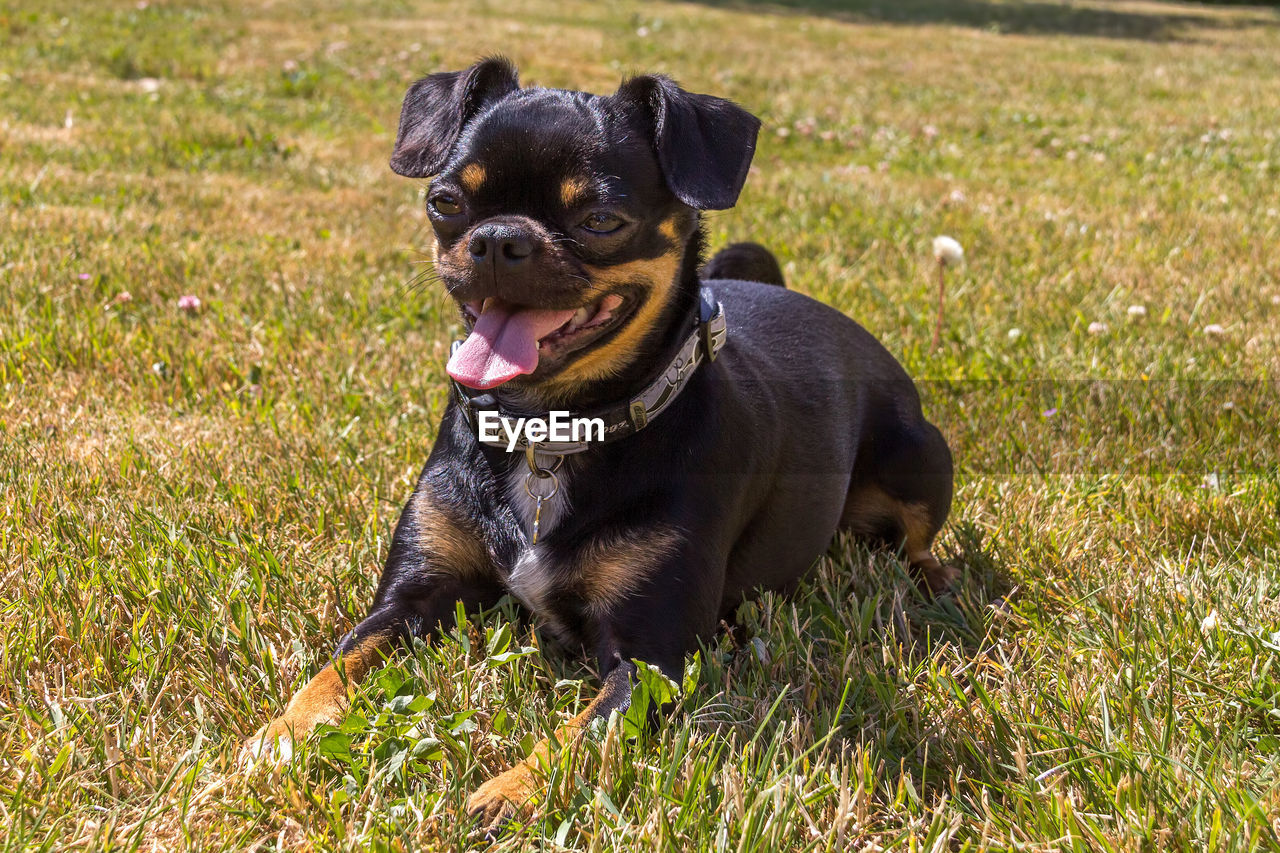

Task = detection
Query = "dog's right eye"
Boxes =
[430,194,462,216]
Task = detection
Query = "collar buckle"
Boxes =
[628,399,649,430]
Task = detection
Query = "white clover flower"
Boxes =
[1127,304,1147,318]
[932,236,964,266]
[1008,328,1022,340]
[1087,321,1108,335]
[1200,609,1219,631]
[1203,324,1225,336]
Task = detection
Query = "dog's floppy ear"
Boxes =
[613,75,761,210]
[390,57,520,178]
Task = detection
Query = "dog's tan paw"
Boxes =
[466,764,539,835]
[910,550,960,596]
[239,664,352,768]
[239,718,300,767]
[923,561,961,595]
[239,701,343,767]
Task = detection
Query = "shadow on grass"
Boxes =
[689,0,1278,42]
[810,528,1025,806]
[698,526,1017,773]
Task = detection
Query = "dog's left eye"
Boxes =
[430,194,462,216]
[580,212,624,234]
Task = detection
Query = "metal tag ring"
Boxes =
[525,444,564,479]
[524,469,560,502]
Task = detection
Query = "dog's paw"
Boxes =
[923,562,961,596]
[239,717,291,763]
[239,718,299,768]
[909,551,960,597]
[466,765,538,836]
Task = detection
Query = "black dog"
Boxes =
[244,57,954,830]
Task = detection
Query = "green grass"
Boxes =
[3,0,1279,849]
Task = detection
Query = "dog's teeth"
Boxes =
[569,305,591,330]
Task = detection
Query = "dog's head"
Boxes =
[390,57,760,398]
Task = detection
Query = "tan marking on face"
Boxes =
[546,252,682,389]
[459,162,486,193]
[242,631,391,754]
[412,494,494,579]
[658,217,679,241]
[576,527,682,616]
[559,176,590,208]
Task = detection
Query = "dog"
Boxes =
[243,57,955,832]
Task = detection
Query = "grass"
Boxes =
[2,0,1279,848]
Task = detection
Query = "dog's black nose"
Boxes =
[469,223,535,266]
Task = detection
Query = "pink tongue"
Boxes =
[448,301,577,389]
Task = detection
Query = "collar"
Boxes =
[451,287,726,455]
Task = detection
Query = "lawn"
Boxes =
[2,0,1279,849]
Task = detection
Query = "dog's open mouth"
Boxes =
[449,293,627,390]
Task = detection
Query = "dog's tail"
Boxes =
[701,242,786,288]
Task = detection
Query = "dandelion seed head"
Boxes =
[932,235,964,265]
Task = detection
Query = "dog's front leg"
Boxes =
[466,657,638,830]
[242,572,501,763]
